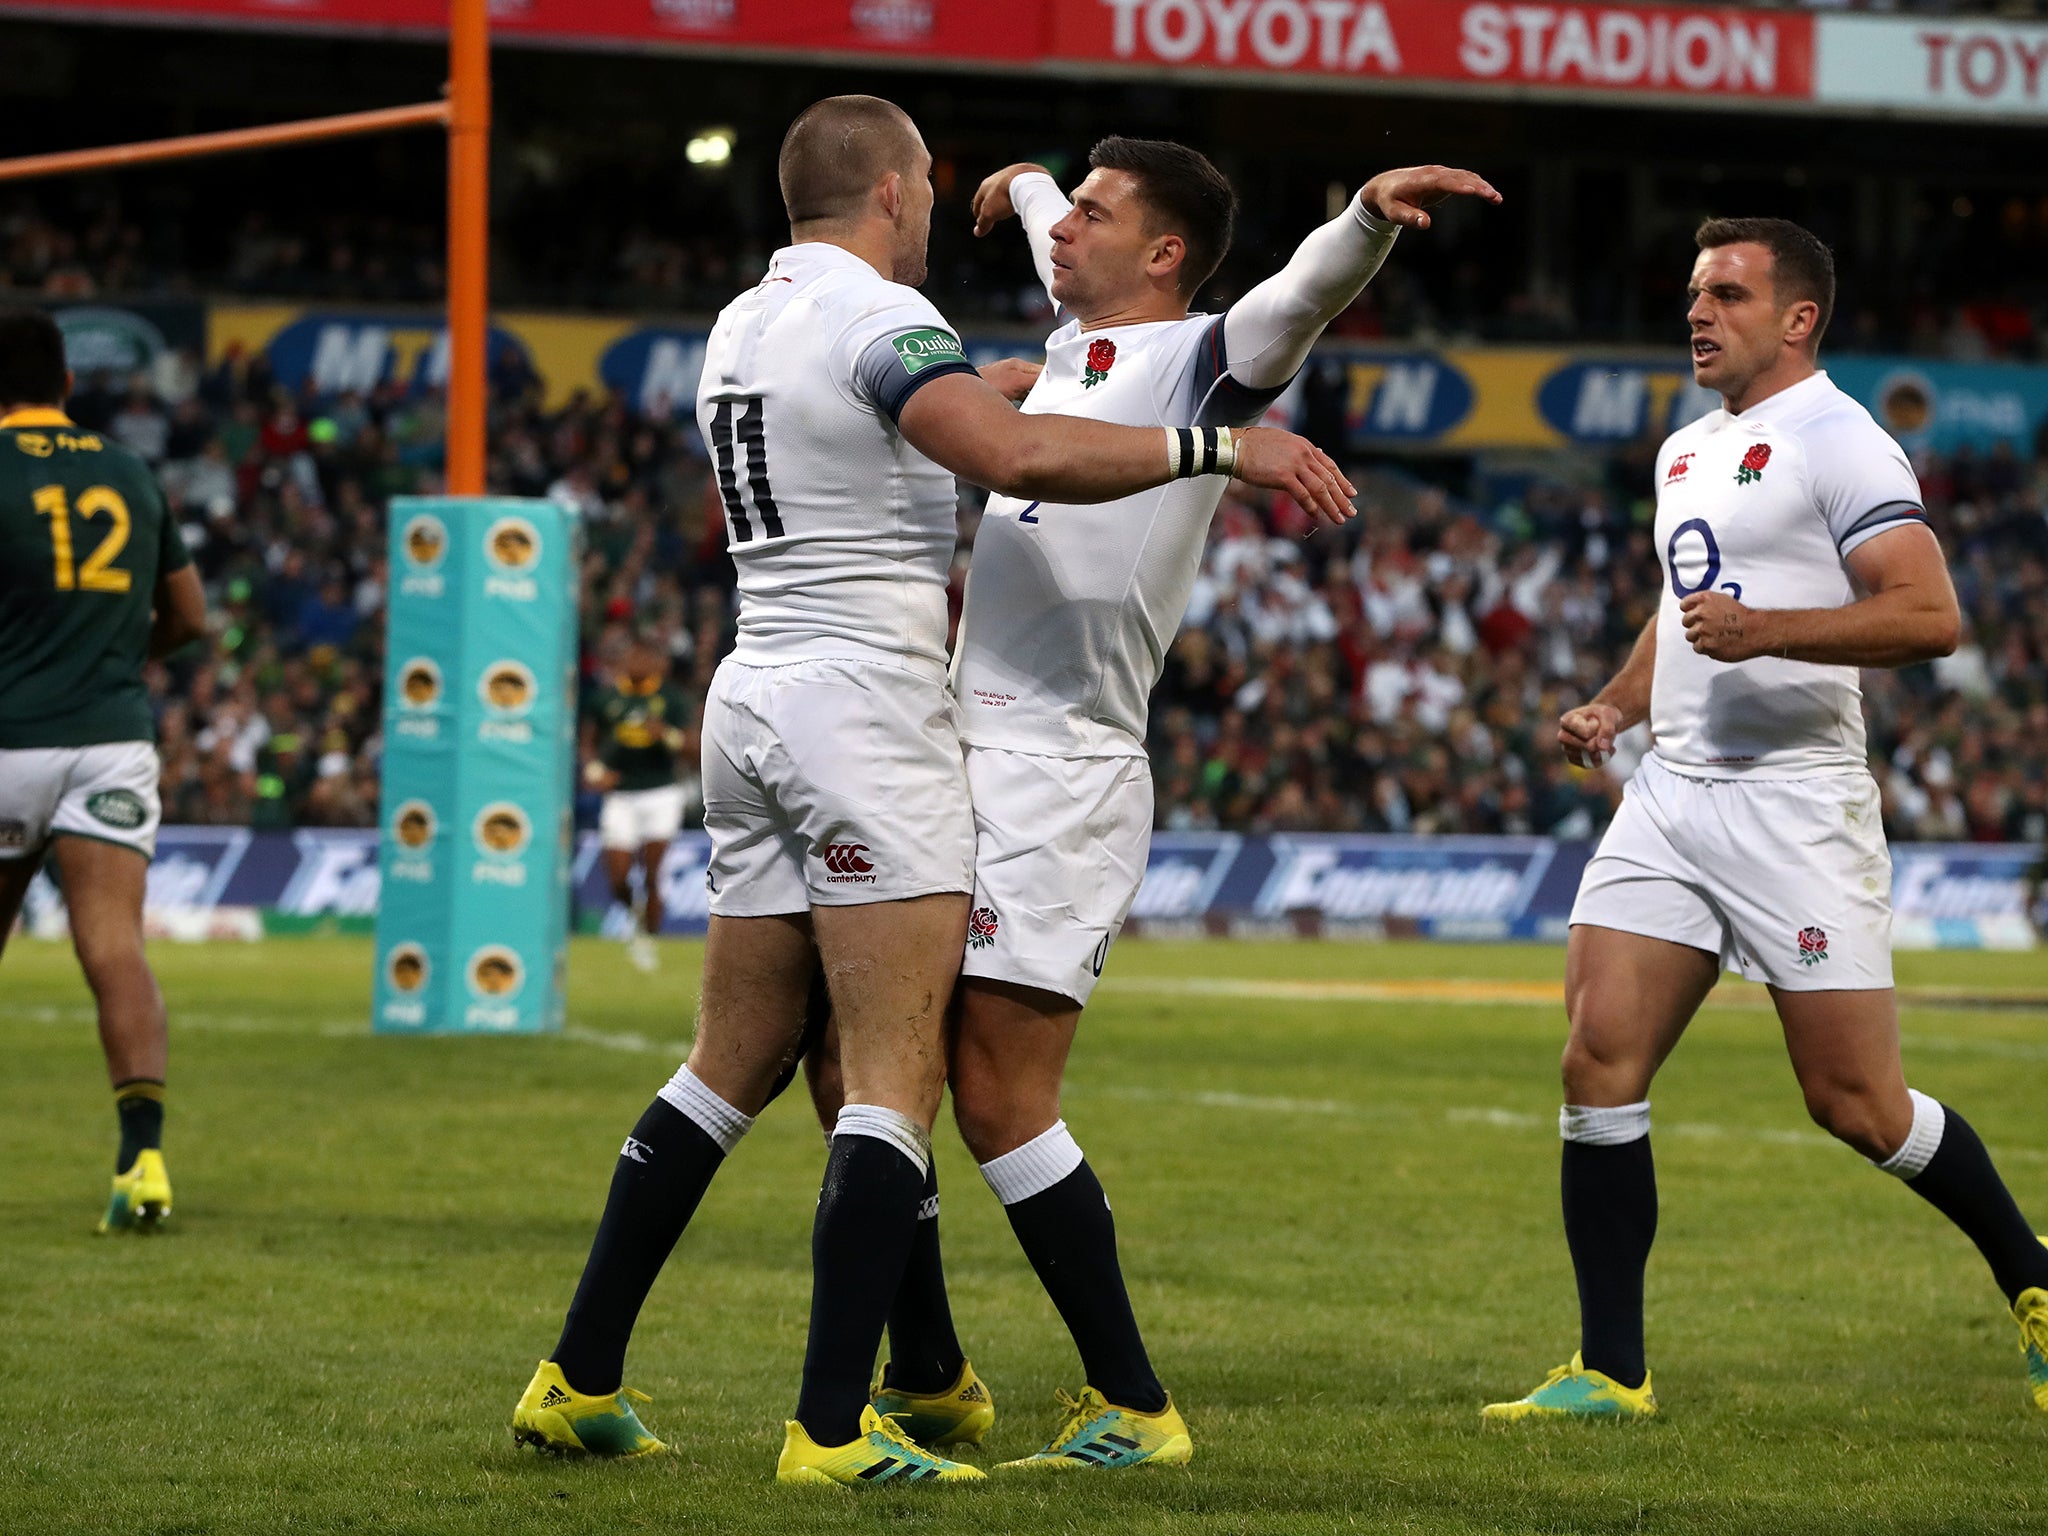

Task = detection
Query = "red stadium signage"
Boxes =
[1050,1,1814,99]
[0,0,1048,61]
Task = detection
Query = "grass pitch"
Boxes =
[5,935,2046,1534]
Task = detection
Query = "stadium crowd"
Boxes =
[7,180,2048,360]
[75,343,2047,847]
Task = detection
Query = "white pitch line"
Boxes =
[1083,1088,2048,1162]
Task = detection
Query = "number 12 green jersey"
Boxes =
[0,408,190,749]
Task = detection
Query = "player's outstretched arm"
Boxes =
[1222,166,1501,391]
[897,370,1355,524]
[1678,523,1959,667]
[972,163,1065,305]
[148,564,206,658]
[1559,613,1656,768]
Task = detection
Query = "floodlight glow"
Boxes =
[687,129,735,167]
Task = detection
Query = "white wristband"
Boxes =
[1162,426,1183,479]
[1215,426,1237,476]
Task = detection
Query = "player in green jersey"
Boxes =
[581,636,695,973]
[0,307,207,1232]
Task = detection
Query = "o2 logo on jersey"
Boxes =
[1666,519,1741,603]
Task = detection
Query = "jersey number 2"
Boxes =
[33,484,132,593]
[709,397,784,544]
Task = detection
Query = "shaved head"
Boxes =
[778,95,924,225]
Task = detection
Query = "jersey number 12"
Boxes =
[33,483,133,593]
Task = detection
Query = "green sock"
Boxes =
[114,1079,165,1175]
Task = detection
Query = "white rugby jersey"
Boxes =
[951,314,1283,757]
[1649,370,1927,778]
[696,243,979,675]
[952,173,1396,759]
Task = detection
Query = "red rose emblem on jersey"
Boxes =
[967,906,1000,950]
[1082,338,1116,389]
[1796,925,1829,965]
[1735,442,1772,485]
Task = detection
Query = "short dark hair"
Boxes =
[1088,136,1236,299]
[778,95,922,226]
[1695,217,1835,348]
[0,306,67,406]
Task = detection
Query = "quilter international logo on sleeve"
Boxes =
[891,328,967,375]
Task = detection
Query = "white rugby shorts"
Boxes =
[599,784,687,852]
[1571,753,1894,990]
[700,658,974,915]
[958,746,1153,1007]
[0,741,162,862]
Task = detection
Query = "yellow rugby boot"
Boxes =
[510,1361,667,1457]
[99,1149,172,1234]
[870,1360,996,1447]
[776,1405,986,1486]
[1481,1353,1657,1422]
[2016,1237,2048,1413]
[997,1387,1192,1471]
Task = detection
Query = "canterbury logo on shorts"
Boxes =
[819,842,877,882]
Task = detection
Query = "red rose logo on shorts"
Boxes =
[967,907,999,950]
[1796,926,1829,966]
[1735,442,1772,485]
[1082,338,1116,389]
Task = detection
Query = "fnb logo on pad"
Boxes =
[820,843,877,882]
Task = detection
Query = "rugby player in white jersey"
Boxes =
[832,142,1500,1470]
[508,96,1357,1486]
[1484,219,2048,1422]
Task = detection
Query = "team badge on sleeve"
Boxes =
[1796,926,1829,966]
[967,906,1000,950]
[1082,338,1116,389]
[1735,442,1772,485]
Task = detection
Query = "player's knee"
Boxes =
[949,1069,1052,1163]
[1560,1028,1647,1103]
[1801,1082,1898,1160]
[73,935,152,1001]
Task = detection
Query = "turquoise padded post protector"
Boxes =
[373,496,578,1034]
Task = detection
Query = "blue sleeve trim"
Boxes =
[853,333,978,422]
[1837,501,1926,547]
[1191,310,1294,428]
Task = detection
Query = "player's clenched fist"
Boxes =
[977,357,1043,402]
[972,162,1052,237]
[1359,165,1503,231]
[1230,429,1356,528]
[1679,590,1771,662]
[1558,702,1623,769]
